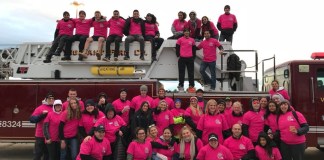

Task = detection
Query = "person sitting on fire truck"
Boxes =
[269,80,290,101]
[30,91,55,160]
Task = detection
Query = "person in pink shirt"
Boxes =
[197,30,224,91]
[260,97,269,112]
[153,100,174,137]
[201,16,219,40]
[186,11,202,40]
[62,88,85,111]
[197,133,234,160]
[224,97,233,115]
[59,98,82,160]
[43,99,63,160]
[223,124,255,160]
[123,9,146,60]
[255,132,282,160]
[90,106,127,160]
[152,87,174,109]
[176,126,204,160]
[44,11,75,63]
[143,13,164,61]
[226,101,244,128]
[277,100,309,160]
[184,96,203,133]
[217,99,226,114]
[80,11,108,61]
[217,5,238,44]
[155,128,178,160]
[263,101,279,139]
[168,11,188,40]
[112,88,131,125]
[171,99,185,139]
[63,10,93,61]
[103,10,126,62]
[176,28,197,92]
[146,124,159,142]
[242,98,265,144]
[130,85,153,111]
[77,125,112,160]
[127,127,153,160]
[197,99,230,145]
[30,91,55,160]
[269,80,290,101]
[195,89,207,112]
[79,99,105,139]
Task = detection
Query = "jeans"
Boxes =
[125,35,145,56]
[105,35,122,58]
[46,141,60,160]
[33,137,49,160]
[60,138,79,160]
[280,141,305,160]
[65,34,88,56]
[178,57,195,87]
[200,61,216,89]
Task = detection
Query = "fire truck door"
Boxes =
[312,67,324,147]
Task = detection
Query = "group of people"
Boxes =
[30,79,309,160]
[43,5,237,64]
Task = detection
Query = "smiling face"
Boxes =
[149,126,158,138]
[260,97,268,109]
[182,128,192,141]
[280,102,289,113]
[159,101,167,111]
[86,104,94,113]
[268,102,277,113]
[271,81,279,91]
[94,130,105,140]
[163,129,172,141]
[232,124,242,138]
[207,102,217,114]
[69,99,78,110]
[120,91,127,99]
[141,103,149,112]
[259,137,267,147]
[252,99,260,111]
[136,129,146,141]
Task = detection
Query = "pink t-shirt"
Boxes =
[93,20,108,37]
[269,88,290,100]
[225,107,233,115]
[94,115,126,142]
[226,113,243,129]
[112,99,131,125]
[107,17,125,37]
[129,18,142,35]
[131,95,154,111]
[145,22,158,36]
[242,110,265,142]
[255,145,281,160]
[197,144,234,160]
[223,136,254,160]
[278,111,307,144]
[176,36,196,58]
[184,107,202,125]
[44,111,61,142]
[176,138,204,160]
[127,140,152,160]
[56,19,75,36]
[152,97,175,110]
[73,18,92,36]
[79,111,105,134]
[217,14,237,29]
[60,110,80,138]
[62,99,85,111]
[31,104,53,137]
[76,136,111,160]
[156,139,178,160]
[264,113,278,132]
[197,101,205,112]
[197,38,221,62]
[186,19,202,38]
[172,19,187,32]
[197,113,229,145]
[201,21,219,36]
[170,108,186,136]
[153,110,174,137]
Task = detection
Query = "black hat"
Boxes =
[196,89,204,93]
[46,92,55,99]
[208,133,218,141]
[217,99,225,105]
[97,92,107,99]
[85,99,95,107]
[94,125,105,132]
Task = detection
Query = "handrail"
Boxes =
[261,55,276,91]
[220,50,259,91]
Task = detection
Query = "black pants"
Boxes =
[105,35,122,58]
[65,34,88,57]
[46,141,60,160]
[34,137,49,160]
[219,32,233,44]
[280,141,305,160]
[47,35,70,59]
[178,57,195,87]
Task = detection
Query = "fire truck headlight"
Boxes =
[13,106,19,114]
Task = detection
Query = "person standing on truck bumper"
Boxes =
[30,92,55,160]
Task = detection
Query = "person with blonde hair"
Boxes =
[184,97,203,133]
[225,101,244,128]
[197,99,230,145]
[175,126,203,160]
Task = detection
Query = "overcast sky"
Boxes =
[1,0,324,68]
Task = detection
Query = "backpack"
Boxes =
[227,54,242,90]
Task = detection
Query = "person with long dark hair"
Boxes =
[200,16,219,40]
[255,132,281,160]
[263,101,279,138]
[144,13,164,61]
[127,127,152,160]
[168,11,187,39]
[131,101,154,138]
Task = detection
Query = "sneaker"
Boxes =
[114,57,118,61]
[152,57,157,61]
[96,52,101,60]
[102,57,110,62]
[61,56,71,61]
[79,53,88,59]
[43,59,51,63]
[187,86,196,93]
[177,86,184,93]
[124,56,130,60]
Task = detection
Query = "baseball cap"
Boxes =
[95,125,105,132]
[208,133,218,141]
[140,85,148,91]
[53,100,62,106]
[225,97,231,101]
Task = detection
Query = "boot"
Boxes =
[124,51,130,60]
[61,56,71,61]
[43,55,52,63]
[140,52,145,60]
